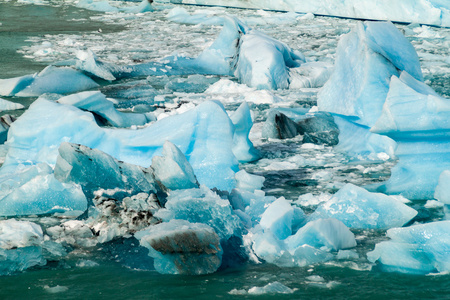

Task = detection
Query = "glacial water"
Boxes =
[1,1,450,299]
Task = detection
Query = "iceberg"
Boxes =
[0,66,99,97]
[0,219,45,275]
[74,15,304,90]
[372,72,450,199]
[318,21,422,127]
[157,0,450,28]
[3,98,253,193]
[136,219,222,275]
[367,221,450,274]
[309,183,417,229]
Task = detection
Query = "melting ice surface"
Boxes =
[2,0,450,298]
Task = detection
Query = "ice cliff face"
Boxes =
[156,0,450,28]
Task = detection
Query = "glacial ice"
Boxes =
[151,140,199,191]
[136,219,222,275]
[159,0,450,28]
[3,98,252,192]
[54,142,164,200]
[74,15,304,90]
[318,21,422,127]
[0,66,99,97]
[367,221,450,274]
[372,72,450,199]
[0,219,45,275]
[309,183,417,229]
[435,170,450,204]
[0,163,87,217]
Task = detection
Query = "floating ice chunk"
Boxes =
[0,219,45,275]
[0,98,24,112]
[247,282,294,295]
[136,219,222,275]
[151,140,199,190]
[13,66,99,97]
[318,21,422,127]
[0,163,87,217]
[372,73,450,134]
[57,91,152,127]
[286,218,356,251]
[234,26,304,89]
[260,198,294,240]
[4,99,249,192]
[230,102,259,162]
[75,50,116,81]
[368,221,450,274]
[155,186,242,241]
[0,74,35,96]
[435,170,450,205]
[44,285,69,294]
[54,142,163,200]
[167,7,223,25]
[372,72,450,199]
[309,184,417,229]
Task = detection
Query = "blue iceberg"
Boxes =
[309,183,417,229]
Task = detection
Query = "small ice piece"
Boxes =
[151,140,199,190]
[230,102,259,162]
[167,7,223,25]
[260,197,294,240]
[262,111,300,139]
[57,91,152,127]
[336,249,359,260]
[75,50,116,81]
[247,282,294,295]
[285,218,356,251]
[54,142,164,200]
[0,98,24,112]
[76,0,119,12]
[136,219,222,275]
[14,66,99,97]
[309,183,417,229]
[318,21,422,127]
[44,285,69,294]
[0,219,45,275]
[367,221,450,274]
[0,163,87,217]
